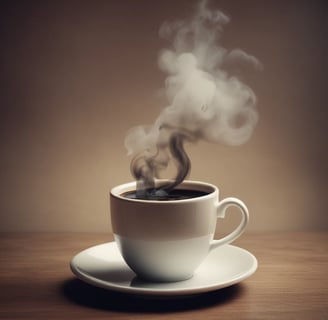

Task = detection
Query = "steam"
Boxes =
[125,0,260,198]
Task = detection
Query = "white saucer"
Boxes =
[70,242,257,296]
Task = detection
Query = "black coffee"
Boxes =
[122,189,209,201]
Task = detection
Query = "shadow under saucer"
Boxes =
[60,277,244,313]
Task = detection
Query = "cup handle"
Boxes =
[210,197,249,251]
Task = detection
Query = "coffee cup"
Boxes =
[110,180,249,282]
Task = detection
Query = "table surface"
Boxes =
[0,232,327,320]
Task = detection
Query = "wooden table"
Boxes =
[0,232,327,319]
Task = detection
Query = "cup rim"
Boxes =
[110,180,218,203]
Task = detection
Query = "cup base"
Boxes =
[114,234,212,283]
[133,272,194,283]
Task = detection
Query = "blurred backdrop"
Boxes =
[0,0,327,232]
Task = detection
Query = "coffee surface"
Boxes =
[122,189,209,201]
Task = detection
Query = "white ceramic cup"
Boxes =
[110,180,249,282]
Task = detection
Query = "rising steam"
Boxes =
[125,0,260,199]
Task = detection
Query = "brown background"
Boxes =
[0,0,327,232]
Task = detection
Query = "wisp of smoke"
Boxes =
[124,0,260,199]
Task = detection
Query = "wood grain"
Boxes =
[0,232,327,319]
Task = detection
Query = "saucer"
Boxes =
[70,242,257,296]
